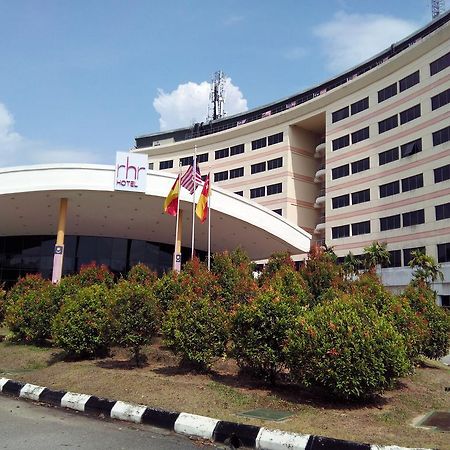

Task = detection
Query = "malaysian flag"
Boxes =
[262,110,272,118]
[180,162,203,194]
[237,119,247,126]
[286,101,296,109]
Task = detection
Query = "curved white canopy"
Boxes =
[0,164,311,260]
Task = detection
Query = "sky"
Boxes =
[0,0,437,167]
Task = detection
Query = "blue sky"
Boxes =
[0,0,435,167]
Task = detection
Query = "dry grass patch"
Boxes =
[0,336,448,449]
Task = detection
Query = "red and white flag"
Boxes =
[180,162,203,194]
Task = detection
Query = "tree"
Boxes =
[343,252,359,278]
[408,251,444,285]
[363,242,390,272]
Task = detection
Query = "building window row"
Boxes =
[214,143,245,160]
[438,242,450,263]
[379,104,421,134]
[332,188,370,209]
[379,172,423,198]
[252,132,283,150]
[332,220,370,239]
[378,70,420,103]
[159,160,173,170]
[432,125,450,146]
[430,51,450,76]
[214,167,245,182]
[250,182,283,199]
[431,88,450,111]
[434,164,450,183]
[436,202,450,221]
[251,157,283,175]
[331,97,369,123]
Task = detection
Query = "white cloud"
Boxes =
[223,15,244,26]
[314,12,418,73]
[153,77,248,131]
[0,102,100,167]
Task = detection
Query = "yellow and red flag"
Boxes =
[163,175,180,216]
[196,173,210,223]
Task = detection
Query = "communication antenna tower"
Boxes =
[432,0,446,18]
[208,71,226,121]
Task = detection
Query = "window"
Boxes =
[401,173,423,192]
[434,164,450,183]
[229,167,244,179]
[332,194,350,209]
[379,147,399,166]
[252,137,267,150]
[437,243,450,263]
[268,132,283,146]
[399,71,420,92]
[214,171,228,182]
[197,153,209,163]
[352,220,370,236]
[351,97,369,115]
[148,162,154,170]
[159,160,173,170]
[267,183,282,195]
[380,214,401,231]
[215,148,229,160]
[431,88,450,110]
[267,157,283,170]
[332,164,349,179]
[432,125,450,146]
[180,156,193,166]
[332,106,349,123]
[436,202,450,220]
[351,126,369,144]
[230,144,244,156]
[441,295,450,308]
[234,191,243,196]
[399,104,421,125]
[250,186,265,198]
[332,135,350,151]
[332,224,350,239]
[272,209,282,215]
[378,83,397,102]
[401,138,422,158]
[351,157,369,174]
[380,180,400,198]
[378,114,398,134]
[382,250,402,268]
[430,51,450,76]
[351,188,370,205]
[402,209,425,227]
[251,162,266,174]
[403,247,425,266]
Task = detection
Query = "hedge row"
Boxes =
[1,248,449,401]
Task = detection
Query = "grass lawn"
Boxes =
[0,330,448,449]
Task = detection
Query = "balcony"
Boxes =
[314,164,326,183]
[314,141,326,158]
[314,188,326,208]
[314,215,325,233]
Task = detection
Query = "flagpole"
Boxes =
[207,175,211,271]
[190,145,197,259]
[173,163,182,272]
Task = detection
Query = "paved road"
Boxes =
[0,396,218,450]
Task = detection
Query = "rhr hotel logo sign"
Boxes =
[114,152,148,193]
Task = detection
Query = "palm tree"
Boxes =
[363,242,390,272]
[408,250,444,285]
[343,252,359,278]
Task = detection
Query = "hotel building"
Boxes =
[133,11,450,305]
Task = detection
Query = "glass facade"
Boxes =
[0,235,201,287]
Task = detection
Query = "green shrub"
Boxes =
[75,263,115,288]
[0,283,6,324]
[127,263,157,286]
[162,295,228,370]
[231,292,304,384]
[299,245,344,305]
[52,284,111,358]
[109,280,159,366]
[402,282,450,359]
[258,252,296,287]
[349,272,394,312]
[180,257,221,301]
[4,274,56,343]
[285,294,410,400]
[153,270,183,311]
[211,249,258,311]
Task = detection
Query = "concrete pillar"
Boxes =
[51,198,68,284]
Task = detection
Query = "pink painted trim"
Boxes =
[328,186,450,222]
[327,110,450,165]
[328,73,450,135]
[328,147,450,192]
[332,225,450,251]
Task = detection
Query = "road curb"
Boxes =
[0,377,436,450]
